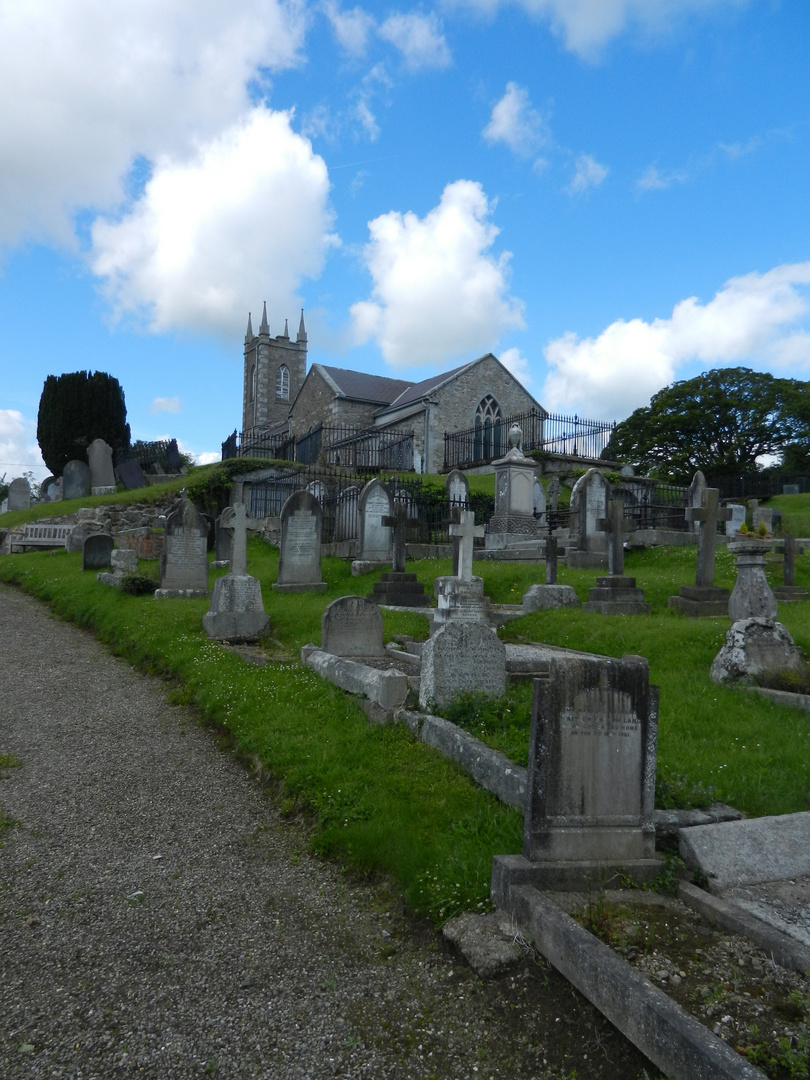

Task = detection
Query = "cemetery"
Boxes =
[3,460,810,1079]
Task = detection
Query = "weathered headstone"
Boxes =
[686,470,707,535]
[419,621,506,710]
[773,532,808,601]
[752,506,774,534]
[725,504,746,535]
[433,511,491,630]
[7,477,31,511]
[40,475,59,502]
[117,456,148,490]
[354,478,393,570]
[485,425,541,552]
[82,533,114,570]
[492,653,660,898]
[97,548,139,587]
[214,509,234,567]
[567,468,610,569]
[711,617,803,684]
[547,475,561,513]
[545,535,558,585]
[445,468,469,509]
[335,486,358,542]
[728,538,777,621]
[63,460,91,501]
[203,503,269,641]
[273,490,326,592]
[384,501,416,575]
[449,510,484,583]
[88,438,116,495]
[155,498,209,598]
[532,478,546,526]
[669,486,732,617]
[783,484,801,496]
[307,479,327,506]
[321,596,384,657]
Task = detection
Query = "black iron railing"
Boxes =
[443,408,545,469]
[541,413,616,460]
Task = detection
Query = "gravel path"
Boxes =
[0,583,655,1080]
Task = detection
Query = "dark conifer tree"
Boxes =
[37,371,131,476]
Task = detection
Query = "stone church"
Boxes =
[240,304,545,473]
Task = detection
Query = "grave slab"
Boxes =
[679,812,810,891]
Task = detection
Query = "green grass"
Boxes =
[3,531,810,923]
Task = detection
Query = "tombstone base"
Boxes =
[491,853,663,902]
[582,576,651,615]
[203,574,270,642]
[566,550,608,570]
[368,572,431,608]
[351,559,389,577]
[521,584,580,612]
[154,588,210,599]
[97,570,126,588]
[272,581,327,592]
[91,485,117,496]
[667,585,730,617]
[773,585,809,602]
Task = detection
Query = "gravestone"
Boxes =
[545,536,558,585]
[88,438,116,495]
[445,470,469,572]
[273,490,327,592]
[433,510,491,630]
[784,484,801,496]
[213,509,234,567]
[97,548,139,587]
[686,470,707,535]
[752,506,774,534]
[773,533,808,601]
[65,522,98,554]
[485,425,541,551]
[321,596,384,657]
[203,503,269,641]
[547,475,561,513]
[40,475,59,503]
[63,460,91,500]
[492,653,660,898]
[668,486,732,617]
[7,477,31,511]
[335,486,358,542]
[117,456,148,490]
[82,533,114,570]
[728,539,777,621]
[307,480,327,506]
[711,618,803,684]
[567,468,610,569]
[582,499,650,615]
[726,504,746,535]
[532,478,546,526]
[419,621,506,710]
[367,499,430,607]
[155,498,209,598]
[353,478,393,571]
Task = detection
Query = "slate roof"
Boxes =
[316,365,411,405]
[376,362,474,414]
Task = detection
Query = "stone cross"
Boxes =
[382,502,418,573]
[781,531,802,587]
[686,488,732,588]
[547,475,561,512]
[220,502,261,576]
[596,498,636,576]
[448,510,485,582]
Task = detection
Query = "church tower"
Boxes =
[242,303,307,437]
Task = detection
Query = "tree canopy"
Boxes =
[37,370,131,477]
[602,367,810,484]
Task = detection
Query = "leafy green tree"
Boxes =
[37,371,131,477]
[602,367,810,483]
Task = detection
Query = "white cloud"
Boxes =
[0,0,307,252]
[91,108,336,339]
[499,347,534,388]
[151,397,182,415]
[0,410,46,482]
[378,11,452,71]
[446,0,743,59]
[542,262,810,420]
[195,451,222,466]
[351,179,524,368]
[483,83,547,158]
[567,153,608,194]
[322,1,375,56]
[354,99,381,141]
[636,162,689,192]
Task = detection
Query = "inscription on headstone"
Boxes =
[356,478,393,563]
[7,477,31,511]
[63,460,91,501]
[88,438,116,495]
[321,596,384,657]
[419,621,505,709]
[155,498,209,597]
[273,490,326,591]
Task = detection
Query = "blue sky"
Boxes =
[2,0,810,482]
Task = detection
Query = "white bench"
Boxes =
[9,522,74,551]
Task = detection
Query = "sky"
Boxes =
[2,0,810,483]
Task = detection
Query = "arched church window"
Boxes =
[276,364,290,401]
[475,395,503,459]
[249,363,256,403]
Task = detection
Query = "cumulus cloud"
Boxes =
[195,451,222,466]
[151,397,182,415]
[0,410,46,481]
[567,153,608,194]
[447,0,742,59]
[499,347,534,389]
[351,179,524,368]
[636,162,690,192]
[91,108,336,339]
[483,83,547,158]
[542,262,810,420]
[0,0,307,251]
[378,11,452,70]
[322,1,376,56]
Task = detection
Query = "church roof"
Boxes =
[376,360,477,414]
[315,365,411,405]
